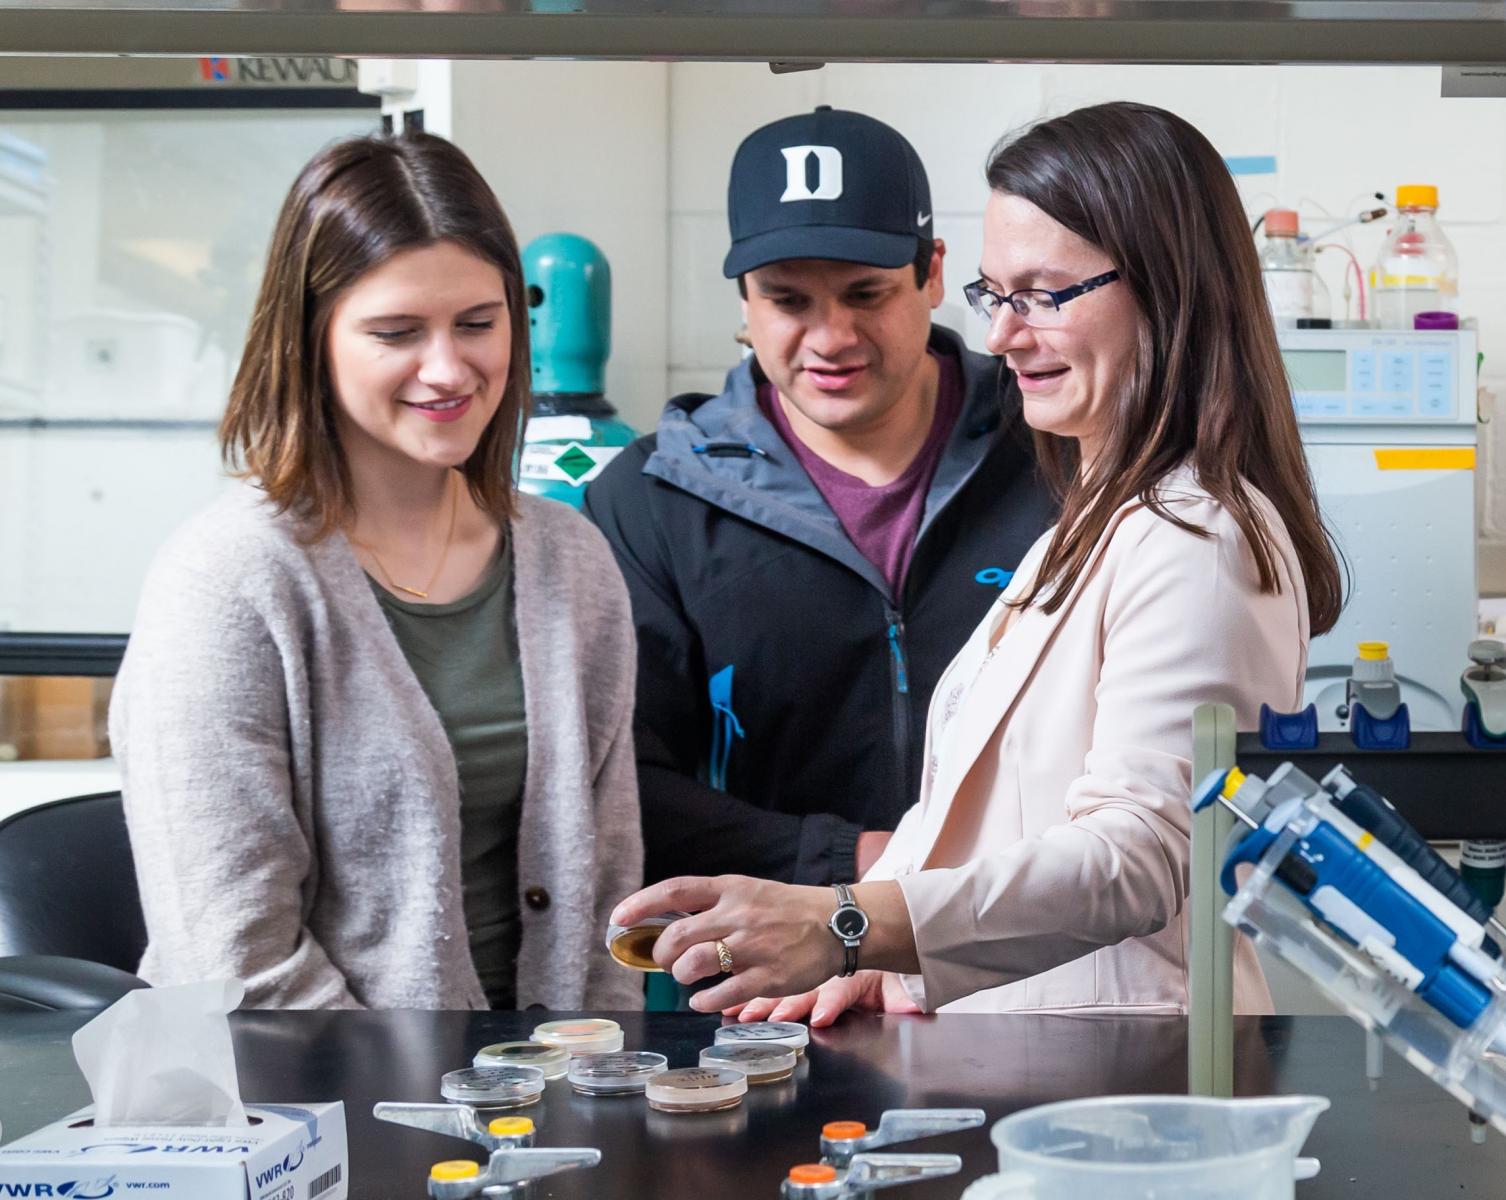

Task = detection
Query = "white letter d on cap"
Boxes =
[780,145,843,202]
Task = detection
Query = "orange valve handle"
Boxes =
[788,1164,839,1185]
[821,1121,868,1141]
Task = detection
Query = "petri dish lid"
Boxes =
[531,1018,625,1056]
[568,1051,669,1096]
[440,1065,546,1108]
[473,1041,570,1081]
[713,1020,809,1052]
[645,1067,748,1112]
[699,1043,797,1082]
[604,910,690,972]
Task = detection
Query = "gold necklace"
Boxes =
[353,473,459,601]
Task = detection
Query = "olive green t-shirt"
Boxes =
[370,547,527,1009]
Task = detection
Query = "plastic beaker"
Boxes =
[967,1094,1327,1200]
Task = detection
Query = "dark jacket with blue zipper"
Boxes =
[583,326,1054,888]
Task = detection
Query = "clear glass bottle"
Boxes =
[1372,184,1459,330]
[1259,209,1328,326]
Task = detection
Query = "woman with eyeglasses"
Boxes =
[611,101,1342,1021]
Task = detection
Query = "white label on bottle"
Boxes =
[524,415,593,443]
[1463,840,1506,870]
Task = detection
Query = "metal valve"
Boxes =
[819,1108,985,1167]
[373,1101,600,1199]
[782,1153,962,1200]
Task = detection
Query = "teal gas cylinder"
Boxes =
[516,233,637,508]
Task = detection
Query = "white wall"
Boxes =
[665,62,1506,582]
[440,60,670,433]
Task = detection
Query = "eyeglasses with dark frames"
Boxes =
[962,270,1121,328]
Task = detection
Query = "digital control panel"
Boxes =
[1278,329,1475,425]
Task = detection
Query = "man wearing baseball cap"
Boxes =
[586,107,1051,892]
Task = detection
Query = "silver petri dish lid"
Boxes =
[473,1041,570,1080]
[713,1020,810,1052]
[440,1065,546,1108]
[567,1051,669,1096]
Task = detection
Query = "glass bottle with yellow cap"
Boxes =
[1372,185,1459,330]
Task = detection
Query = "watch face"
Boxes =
[832,906,868,939]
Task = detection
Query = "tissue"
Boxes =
[71,978,248,1127]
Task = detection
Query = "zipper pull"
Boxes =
[887,623,910,695]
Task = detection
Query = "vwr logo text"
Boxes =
[252,1143,305,1189]
[0,1177,117,1197]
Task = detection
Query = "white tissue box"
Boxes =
[0,1101,347,1200]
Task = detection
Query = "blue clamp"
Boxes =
[1259,703,1319,751]
[1351,702,1411,751]
[1463,703,1506,751]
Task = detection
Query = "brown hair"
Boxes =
[986,102,1343,634]
[220,132,529,539]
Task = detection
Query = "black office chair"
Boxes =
[0,791,149,1008]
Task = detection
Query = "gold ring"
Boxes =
[715,939,735,974]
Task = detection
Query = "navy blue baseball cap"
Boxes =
[722,106,934,279]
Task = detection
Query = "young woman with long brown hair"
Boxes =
[110,133,643,1010]
[612,101,1341,1022]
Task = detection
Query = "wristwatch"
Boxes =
[828,884,870,977]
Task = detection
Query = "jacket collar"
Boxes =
[642,326,1021,602]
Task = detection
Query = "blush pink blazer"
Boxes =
[866,467,1308,1014]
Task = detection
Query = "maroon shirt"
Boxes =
[758,349,962,596]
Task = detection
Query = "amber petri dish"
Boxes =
[645,1067,748,1114]
[473,1041,570,1081]
[713,1020,810,1056]
[531,1018,625,1056]
[604,911,690,972]
[698,1043,797,1084]
[440,1065,545,1109]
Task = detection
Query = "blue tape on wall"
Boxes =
[1224,155,1278,176]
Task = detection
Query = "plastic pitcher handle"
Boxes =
[1293,1157,1321,1181]
[958,1172,1033,1200]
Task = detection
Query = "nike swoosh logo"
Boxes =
[916,211,931,226]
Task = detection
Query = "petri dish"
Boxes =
[604,911,690,972]
[698,1043,797,1084]
[440,1065,546,1109]
[473,1041,570,1081]
[568,1051,669,1097]
[713,1020,810,1056]
[532,1018,625,1056]
[645,1067,748,1114]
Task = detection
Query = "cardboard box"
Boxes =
[0,1101,347,1200]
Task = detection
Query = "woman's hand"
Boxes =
[610,875,920,1013]
[611,875,840,1012]
[725,970,921,1027]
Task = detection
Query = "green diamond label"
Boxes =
[554,444,598,482]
